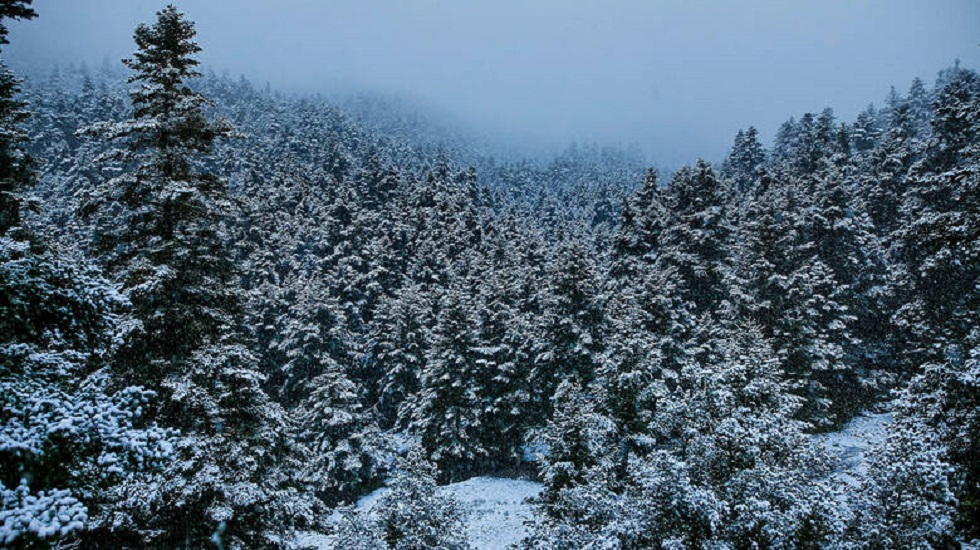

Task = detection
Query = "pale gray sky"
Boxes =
[7,1,980,166]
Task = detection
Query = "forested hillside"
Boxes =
[2,3,978,548]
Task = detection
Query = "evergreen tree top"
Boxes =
[83,4,232,183]
[125,5,202,88]
[0,0,36,48]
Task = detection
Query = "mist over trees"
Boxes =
[2,3,978,548]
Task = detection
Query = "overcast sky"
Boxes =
[6,1,980,166]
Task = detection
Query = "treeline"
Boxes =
[1,2,977,548]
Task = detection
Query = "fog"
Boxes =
[7,0,980,166]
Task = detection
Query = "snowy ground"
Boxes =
[442,477,542,549]
[294,476,542,549]
[817,410,892,486]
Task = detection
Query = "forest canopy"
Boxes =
[1,3,978,548]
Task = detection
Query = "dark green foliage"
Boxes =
[75,6,320,547]
[892,66,980,536]
[0,0,35,47]
[655,160,734,316]
[408,288,488,480]
[0,1,36,235]
[299,361,383,506]
[82,5,237,380]
[535,380,617,511]
[894,68,979,368]
[722,126,766,197]
[532,243,606,405]
[0,62,33,235]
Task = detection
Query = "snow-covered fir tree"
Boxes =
[0,0,35,236]
[77,6,321,546]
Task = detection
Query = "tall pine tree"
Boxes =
[81,6,318,546]
[0,0,36,235]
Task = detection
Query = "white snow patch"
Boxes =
[296,476,541,549]
[817,410,892,486]
[442,477,542,549]
[291,531,334,550]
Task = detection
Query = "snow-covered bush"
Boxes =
[845,351,969,548]
[0,481,86,545]
[846,417,958,548]
[335,450,471,550]
[525,324,840,548]
[0,237,177,547]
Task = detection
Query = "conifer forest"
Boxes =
[1,2,978,548]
